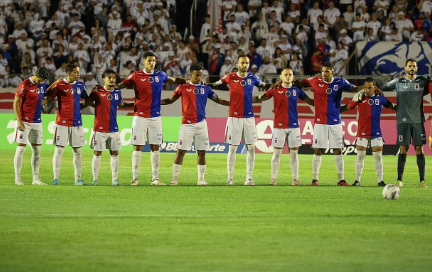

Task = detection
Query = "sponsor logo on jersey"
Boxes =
[155,76,159,82]
[101,94,106,97]
[285,91,291,97]
[148,77,154,83]
[187,88,193,92]
[278,91,283,94]
[200,88,205,94]
[326,88,332,94]
[107,94,113,100]
[240,80,246,86]
[140,79,146,82]
[30,89,35,92]
[193,89,199,94]
[115,94,119,100]
[368,99,374,105]
[233,80,239,83]
[319,84,325,87]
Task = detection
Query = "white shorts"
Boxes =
[312,123,344,149]
[14,121,43,145]
[272,128,302,148]
[54,125,85,147]
[131,116,163,146]
[356,137,384,148]
[177,120,209,151]
[90,131,122,151]
[224,117,257,145]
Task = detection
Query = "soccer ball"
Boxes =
[382,184,401,200]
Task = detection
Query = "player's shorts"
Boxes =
[90,131,122,151]
[272,128,302,148]
[14,121,43,145]
[224,117,257,145]
[177,120,209,151]
[131,116,162,146]
[312,123,344,149]
[356,137,384,148]
[397,123,426,146]
[53,125,85,147]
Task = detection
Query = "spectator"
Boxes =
[55,62,68,79]
[367,13,382,37]
[256,38,273,60]
[200,15,210,43]
[352,13,366,41]
[333,42,348,76]
[280,16,295,36]
[267,10,281,30]
[247,44,263,68]
[359,6,370,22]
[251,12,269,40]
[415,12,431,32]
[279,35,292,61]
[388,26,403,42]
[324,1,341,30]
[379,17,393,41]
[338,29,353,51]
[289,53,304,75]
[315,23,328,45]
[287,3,301,24]
[410,27,425,42]
[219,57,233,76]
[36,39,54,58]
[308,2,323,30]
[310,48,323,74]
[258,56,277,76]
[373,0,390,17]
[365,28,378,41]
[419,0,432,18]
[120,61,135,79]
[396,12,414,40]
[261,0,272,19]
[343,4,355,30]
[235,4,249,25]
[272,47,288,74]
[68,14,85,37]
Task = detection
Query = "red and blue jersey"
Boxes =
[48,78,88,127]
[122,69,170,118]
[264,85,307,129]
[89,86,123,133]
[15,78,46,123]
[302,77,353,125]
[221,72,263,118]
[348,95,392,138]
[173,82,217,124]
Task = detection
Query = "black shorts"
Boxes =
[396,123,426,146]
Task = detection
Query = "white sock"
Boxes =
[92,154,101,181]
[31,145,41,181]
[246,144,255,180]
[355,150,366,182]
[53,146,64,180]
[14,146,26,182]
[271,149,282,180]
[151,151,160,179]
[290,150,299,180]
[334,154,344,181]
[198,164,206,180]
[227,145,237,179]
[72,147,82,181]
[132,150,142,180]
[373,151,383,183]
[111,155,119,182]
[312,154,322,180]
[172,163,182,180]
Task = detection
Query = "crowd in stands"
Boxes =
[0,0,431,88]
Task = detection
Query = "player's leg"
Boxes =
[371,138,385,186]
[225,117,242,185]
[52,125,68,185]
[244,117,258,185]
[412,123,427,187]
[13,121,30,185]
[196,151,208,185]
[270,128,285,185]
[396,123,411,187]
[330,124,348,186]
[109,150,121,186]
[288,128,302,185]
[353,138,367,186]
[92,150,102,185]
[148,117,164,185]
[130,116,146,185]
[171,149,186,185]
[195,121,209,185]
[28,123,44,185]
[107,132,122,186]
[311,124,328,185]
[71,126,86,185]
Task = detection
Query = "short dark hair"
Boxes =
[322,62,334,69]
[190,64,203,73]
[237,55,248,61]
[364,77,376,85]
[66,64,78,74]
[405,58,417,66]
[143,52,156,60]
[35,67,49,79]
[102,69,116,79]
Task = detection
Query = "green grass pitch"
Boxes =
[0,149,431,272]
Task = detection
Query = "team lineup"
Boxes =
[12,53,432,187]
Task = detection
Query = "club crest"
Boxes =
[333,85,338,91]
[368,99,374,105]
[114,94,119,100]
[70,88,75,94]
[107,94,113,100]
[193,89,199,94]
[285,91,291,97]
[200,88,205,94]
[375,99,379,105]
[77,87,81,94]
[415,84,419,89]
[36,88,40,94]
[293,90,296,96]
[155,76,159,82]
[247,79,251,85]
[148,77,154,83]
[326,88,332,94]
[240,80,246,86]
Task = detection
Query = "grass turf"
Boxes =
[0,149,431,272]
